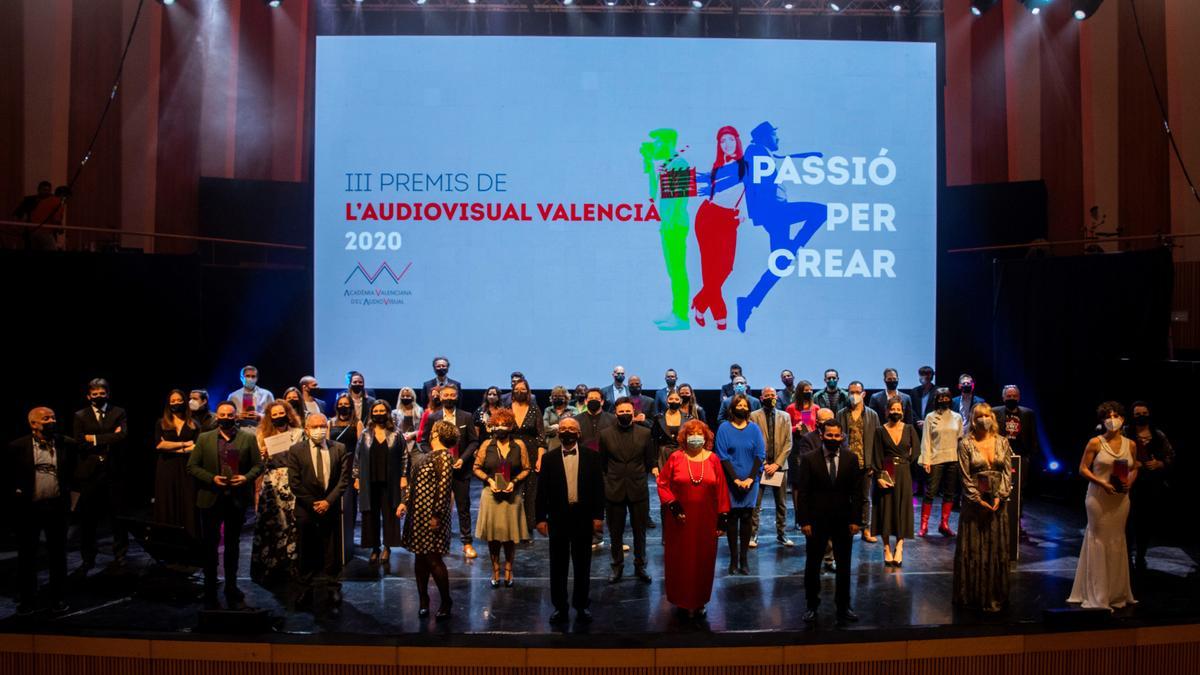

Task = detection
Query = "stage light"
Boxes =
[564,0,574,5]
[784,2,794,7]
[606,0,616,5]
[1048,461,1061,471]
[264,0,282,7]
[691,0,703,7]
[647,0,657,6]
[891,3,902,11]
[829,2,841,11]
[970,0,999,16]
[1071,0,1105,20]
[156,0,176,6]
[1020,0,1053,15]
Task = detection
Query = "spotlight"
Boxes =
[564,0,573,5]
[416,0,427,4]
[467,0,476,4]
[606,0,616,5]
[829,2,841,11]
[784,2,794,7]
[1049,461,1061,471]
[691,0,702,7]
[891,3,902,11]
[1071,0,1105,20]
[264,0,282,7]
[1019,0,1053,15]
[156,0,176,6]
[970,0,999,16]
[647,0,657,6]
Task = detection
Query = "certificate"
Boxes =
[761,469,785,487]
[264,433,293,457]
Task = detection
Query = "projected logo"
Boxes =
[641,121,827,334]
[343,261,412,308]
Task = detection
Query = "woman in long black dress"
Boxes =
[508,379,544,538]
[872,396,917,567]
[399,419,458,620]
[330,395,362,563]
[154,389,200,540]
[356,400,405,564]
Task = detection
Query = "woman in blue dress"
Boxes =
[715,394,766,575]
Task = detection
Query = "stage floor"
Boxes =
[2,493,1197,647]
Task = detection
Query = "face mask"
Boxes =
[849,393,862,407]
[1133,414,1150,427]
[350,384,364,394]
[974,417,995,434]
[491,426,511,438]
[434,367,449,377]
[823,438,842,452]
[665,378,677,388]
[309,428,328,443]
[513,391,528,403]
[40,422,57,437]
[1103,417,1123,432]
[732,407,750,420]
[885,379,898,390]
[189,399,205,413]
[762,398,776,409]
[1004,399,1020,411]
[826,378,838,389]
[91,396,108,408]
[888,412,903,423]
[443,399,457,410]
[686,435,705,449]
[961,383,974,394]
[616,414,634,427]
[936,399,951,410]
[337,406,352,419]
[782,377,794,387]
[668,401,681,411]
[243,377,257,389]
[586,400,602,413]
[170,403,186,415]
[614,374,625,384]
[574,392,586,401]
[801,391,813,402]
[734,384,747,394]
[629,385,642,396]
[559,432,579,446]
[552,397,565,406]
[372,413,389,424]
[217,418,237,431]
[272,416,289,428]
[680,395,692,405]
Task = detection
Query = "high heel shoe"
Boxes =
[693,309,706,328]
[380,547,390,563]
[504,562,514,588]
[894,544,903,567]
[490,560,501,588]
[435,600,453,621]
[368,549,380,564]
[418,597,430,617]
[883,546,894,567]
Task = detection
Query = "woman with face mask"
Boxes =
[471,408,531,588]
[918,388,963,538]
[872,397,918,567]
[355,401,405,565]
[330,394,363,561]
[507,379,546,541]
[1126,400,1173,574]
[250,400,304,585]
[154,389,201,540]
[676,383,708,424]
[474,386,504,440]
[542,386,573,453]
[1067,401,1139,610]
[952,403,1013,612]
[714,394,767,575]
[658,419,729,620]
[393,387,423,443]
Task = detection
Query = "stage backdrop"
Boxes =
[314,36,936,389]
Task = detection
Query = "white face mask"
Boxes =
[849,393,862,406]
[1103,417,1123,433]
[308,428,328,443]
[686,435,705,449]
[243,377,257,389]
[188,399,203,412]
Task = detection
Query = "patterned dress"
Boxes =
[401,447,454,555]
[251,428,302,584]
[952,435,1013,611]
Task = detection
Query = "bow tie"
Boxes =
[562,447,577,456]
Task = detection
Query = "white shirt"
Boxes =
[920,409,963,466]
[309,440,331,489]
[611,383,629,400]
[92,404,107,423]
[562,444,580,504]
[32,436,60,501]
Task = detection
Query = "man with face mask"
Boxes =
[952,374,986,427]
[597,398,658,583]
[999,385,1041,543]
[779,370,797,408]
[573,388,616,550]
[418,385,481,559]
[654,369,679,414]
[793,408,835,533]
[796,420,864,627]
[600,366,630,411]
[717,376,761,422]
[227,365,274,427]
[570,384,590,416]
[814,369,848,413]
[190,389,217,432]
[72,378,130,570]
[749,387,794,548]
[286,413,352,610]
[625,375,658,423]
[8,407,77,615]
[836,381,880,543]
[421,356,461,408]
[501,371,540,408]
[868,368,913,426]
[298,376,326,417]
[187,402,263,609]
[337,371,375,425]
[910,366,938,430]
[719,363,743,403]
[917,388,961,538]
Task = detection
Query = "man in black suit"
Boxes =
[910,366,938,432]
[868,368,914,425]
[420,355,462,407]
[535,417,605,625]
[286,413,351,610]
[6,407,75,614]
[71,377,130,570]
[790,407,835,532]
[187,402,263,609]
[797,419,865,627]
[1000,385,1041,540]
[719,363,743,403]
[418,384,481,559]
[625,375,657,424]
[598,398,658,583]
[573,388,615,454]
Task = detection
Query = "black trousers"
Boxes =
[804,522,853,612]
[16,499,68,604]
[549,506,595,612]
[451,472,473,544]
[199,497,246,592]
[924,461,959,503]
[296,509,343,580]
[606,498,649,569]
[522,471,539,535]
[361,481,400,549]
[77,469,129,563]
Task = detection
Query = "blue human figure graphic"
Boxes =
[735,121,827,333]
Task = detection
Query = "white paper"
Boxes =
[264,433,293,457]
[761,469,785,487]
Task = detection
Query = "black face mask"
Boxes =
[91,396,108,408]
[732,407,750,420]
[336,406,352,419]
[1004,400,1020,411]
[665,379,677,388]
[614,374,625,384]
[574,392,587,402]
[762,398,776,409]
[170,403,186,415]
[217,418,237,431]
[372,413,389,424]
[680,395,692,405]
[1133,415,1151,427]
[616,414,634,427]
[442,399,457,410]
[888,412,903,423]
[552,397,566,407]
[40,423,57,437]
[513,392,528,403]
[961,384,974,395]
[559,431,579,446]
[350,384,364,394]
[272,416,289,429]
[885,379,899,390]
[935,399,951,411]
[667,401,681,411]
[822,438,842,452]
[434,367,449,377]
[629,386,642,396]
[801,391,813,402]
[586,400,602,413]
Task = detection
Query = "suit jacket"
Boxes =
[909,384,939,422]
[795,429,824,457]
[285,439,351,520]
[420,377,462,407]
[573,411,616,453]
[418,408,479,471]
[795,446,865,529]
[999,405,1040,459]
[628,394,657,421]
[868,389,915,425]
[836,406,882,472]
[187,428,264,509]
[654,387,678,413]
[599,384,633,411]
[535,447,606,528]
[597,424,657,502]
[952,394,987,421]
[749,407,792,468]
[5,434,77,509]
[71,404,129,482]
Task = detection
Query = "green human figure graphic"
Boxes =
[640,128,691,331]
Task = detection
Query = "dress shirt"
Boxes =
[310,440,331,489]
[562,444,580,504]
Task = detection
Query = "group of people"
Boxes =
[5,359,1173,627]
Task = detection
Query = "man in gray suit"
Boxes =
[750,387,794,548]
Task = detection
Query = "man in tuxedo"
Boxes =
[187,402,263,609]
[6,407,75,614]
[598,398,658,583]
[71,378,130,570]
[868,368,914,425]
[336,370,375,425]
[796,420,864,627]
[418,384,481,559]
[599,365,631,411]
[653,368,679,414]
[749,387,793,548]
[535,417,605,625]
[286,413,351,610]
[420,355,461,407]
[910,366,938,432]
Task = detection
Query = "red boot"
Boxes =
[919,502,933,537]
[938,502,956,538]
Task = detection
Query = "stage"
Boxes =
[1,494,1197,649]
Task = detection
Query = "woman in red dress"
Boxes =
[657,419,731,620]
[690,125,746,331]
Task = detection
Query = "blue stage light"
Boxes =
[1048,461,1061,471]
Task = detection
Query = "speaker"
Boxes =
[196,607,280,634]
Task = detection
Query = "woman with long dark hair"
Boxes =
[154,389,200,539]
[400,419,459,620]
[356,400,405,565]
[691,125,746,331]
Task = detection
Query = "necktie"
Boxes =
[827,452,837,479]
[315,445,326,487]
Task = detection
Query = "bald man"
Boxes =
[7,407,76,614]
[286,413,351,610]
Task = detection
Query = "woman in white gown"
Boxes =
[1068,401,1139,610]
